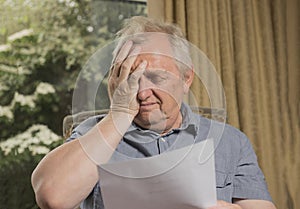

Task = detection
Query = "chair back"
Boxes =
[63,107,226,138]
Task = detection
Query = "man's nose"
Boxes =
[137,76,153,101]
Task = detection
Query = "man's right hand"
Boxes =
[108,40,147,118]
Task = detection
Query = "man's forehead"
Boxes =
[136,53,178,70]
[132,33,174,56]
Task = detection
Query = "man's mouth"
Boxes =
[139,102,158,111]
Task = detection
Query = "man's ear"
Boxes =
[183,69,194,94]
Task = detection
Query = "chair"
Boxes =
[63,107,226,139]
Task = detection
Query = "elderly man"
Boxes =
[31,16,276,209]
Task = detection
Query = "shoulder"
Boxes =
[66,114,106,141]
[195,114,249,146]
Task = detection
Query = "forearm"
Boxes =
[207,199,276,209]
[234,199,277,209]
[78,111,134,165]
[31,112,133,209]
[32,139,98,209]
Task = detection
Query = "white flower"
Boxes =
[0,124,62,155]
[12,92,36,108]
[0,106,13,120]
[35,82,56,95]
[29,145,50,155]
[8,83,55,110]
[86,26,94,33]
[0,64,31,75]
[0,44,11,52]
[68,1,76,7]
[7,29,34,42]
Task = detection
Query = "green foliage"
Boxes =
[0,0,146,208]
[0,155,41,209]
[0,0,147,138]
[0,138,63,209]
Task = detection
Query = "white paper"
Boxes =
[98,139,217,209]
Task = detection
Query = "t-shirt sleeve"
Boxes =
[66,115,102,142]
[232,133,273,202]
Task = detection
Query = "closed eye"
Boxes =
[149,75,168,84]
[144,69,170,84]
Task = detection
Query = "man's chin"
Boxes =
[134,111,167,131]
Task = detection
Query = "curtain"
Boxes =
[147,0,300,208]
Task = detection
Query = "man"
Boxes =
[31,16,276,209]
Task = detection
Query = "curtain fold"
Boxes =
[147,0,300,208]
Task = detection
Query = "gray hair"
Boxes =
[112,16,192,74]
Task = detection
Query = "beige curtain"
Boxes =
[148,0,300,208]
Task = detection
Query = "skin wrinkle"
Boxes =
[133,56,187,134]
[114,33,193,135]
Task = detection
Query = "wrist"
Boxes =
[107,110,135,132]
[109,106,137,120]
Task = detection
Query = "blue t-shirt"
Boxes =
[68,104,272,209]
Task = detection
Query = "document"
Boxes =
[98,139,217,209]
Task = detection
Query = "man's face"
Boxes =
[130,35,193,133]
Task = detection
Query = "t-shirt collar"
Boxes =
[126,103,198,136]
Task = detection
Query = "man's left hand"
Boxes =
[207,200,242,209]
[207,199,277,209]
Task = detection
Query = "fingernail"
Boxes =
[140,60,147,68]
[131,46,141,55]
[126,40,133,46]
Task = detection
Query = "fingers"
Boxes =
[111,40,133,78]
[128,60,147,86]
[207,200,242,209]
[119,46,141,81]
[108,40,146,117]
[108,40,141,99]
[108,60,147,117]
[115,40,133,63]
[110,40,142,83]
